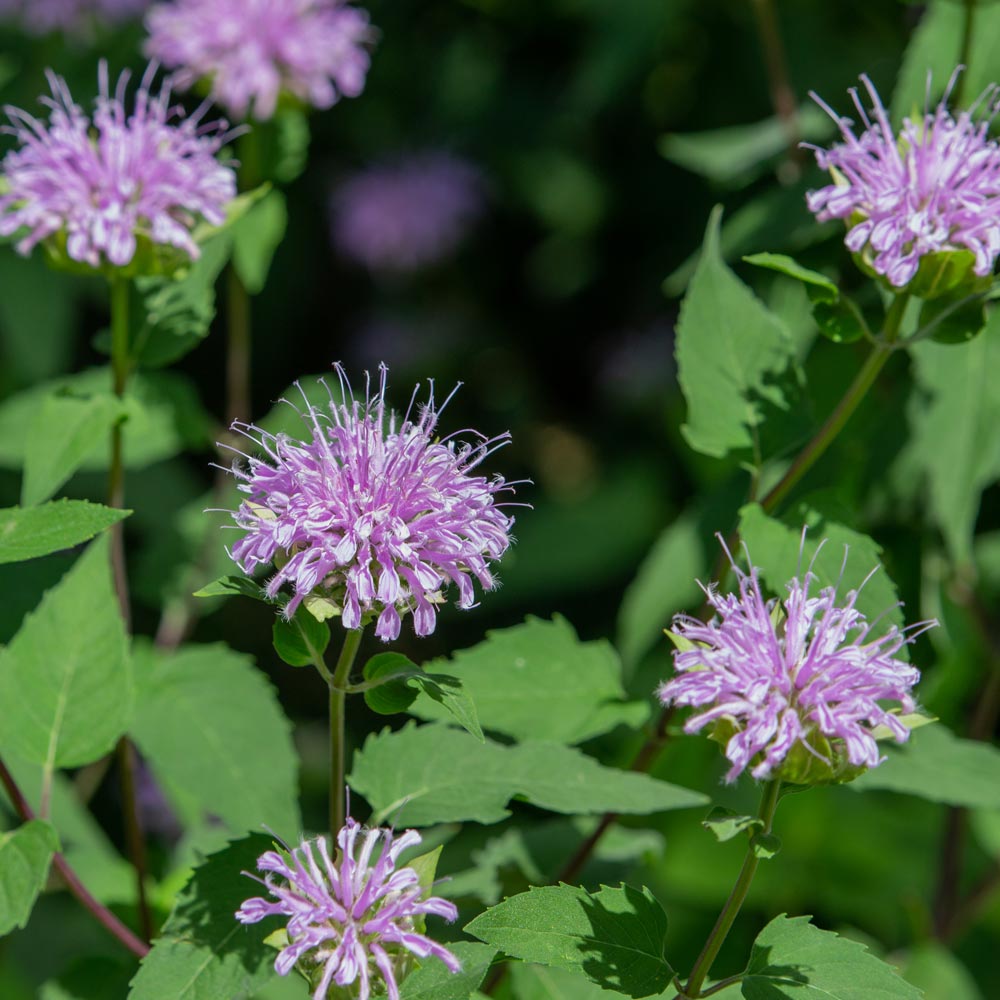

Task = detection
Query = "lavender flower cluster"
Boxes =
[145,0,374,121]
[237,818,460,1000]
[226,365,517,640]
[0,62,236,270]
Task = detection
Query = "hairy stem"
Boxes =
[683,780,782,998]
[0,755,149,959]
[328,628,364,835]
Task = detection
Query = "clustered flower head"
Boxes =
[0,0,148,35]
[236,819,460,1000]
[658,536,933,785]
[331,152,485,273]
[226,364,518,641]
[145,0,374,122]
[805,69,1000,289]
[0,61,236,271]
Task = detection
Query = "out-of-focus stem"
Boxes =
[955,0,978,108]
[0,755,149,958]
[750,0,802,174]
[328,628,364,836]
[108,275,153,945]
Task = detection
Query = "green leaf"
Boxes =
[675,206,797,458]
[737,500,907,644]
[852,723,1000,809]
[904,312,1000,564]
[0,252,76,383]
[0,819,59,935]
[900,942,983,1000]
[917,291,987,346]
[741,914,921,998]
[193,575,270,601]
[349,722,707,827]
[892,2,1000,125]
[130,232,232,368]
[257,109,311,185]
[128,833,280,1000]
[2,753,134,903]
[509,963,636,1000]
[272,606,329,667]
[0,368,213,471]
[21,391,126,505]
[39,958,137,1000]
[364,653,422,715]
[658,104,834,187]
[0,501,129,564]
[232,190,288,295]
[750,832,781,860]
[411,616,647,744]
[702,808,763,843]
[617,513,704,669]
[465,882,673,998]
[130,644,300,840]
[743,253,839,300]
[398,941,497,1000]
[0,536,132,768]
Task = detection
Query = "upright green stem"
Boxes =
[683,780,782,998]
[328,628,364,835]
[107,274,153,944]
[760,293,908,516]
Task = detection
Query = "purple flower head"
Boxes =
[331,152,485,273]
[236,819,460,1000]
[145,0,375,122]
[0,61,237,272]
[225,364,520,640]
[0,0,149,35]
[658,535,934,785]
[805,69,1000,290]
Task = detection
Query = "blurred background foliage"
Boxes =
[0,1,998,998]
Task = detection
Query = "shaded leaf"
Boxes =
[0,819,58,936]
[128,834,279,999]
[272,606,329,667]
[232,190,288,295]
[0,501,129,565]
[193,575,270,601]
[465,882,673,999]
[398,941,497,1000]
[742,914,921,998]
[702,808,763,843]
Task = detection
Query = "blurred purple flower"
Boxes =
[0,62,236,270]
[145,0,374,122]
[805,70,1000,287]
[225,364,519,640]
[331,153,485,273]
[0,0,149,34]
[658,535,933,784]
[236,818,460,1000]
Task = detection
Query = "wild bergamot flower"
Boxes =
[236,819,460,1000]
[0,61,236,272]
[658,536,934,785]
[145,0,374,122]
[226,364,518,640]
[805,70,1000,291]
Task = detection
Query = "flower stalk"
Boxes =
[328,627,364,835]
[682,780,782,999]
